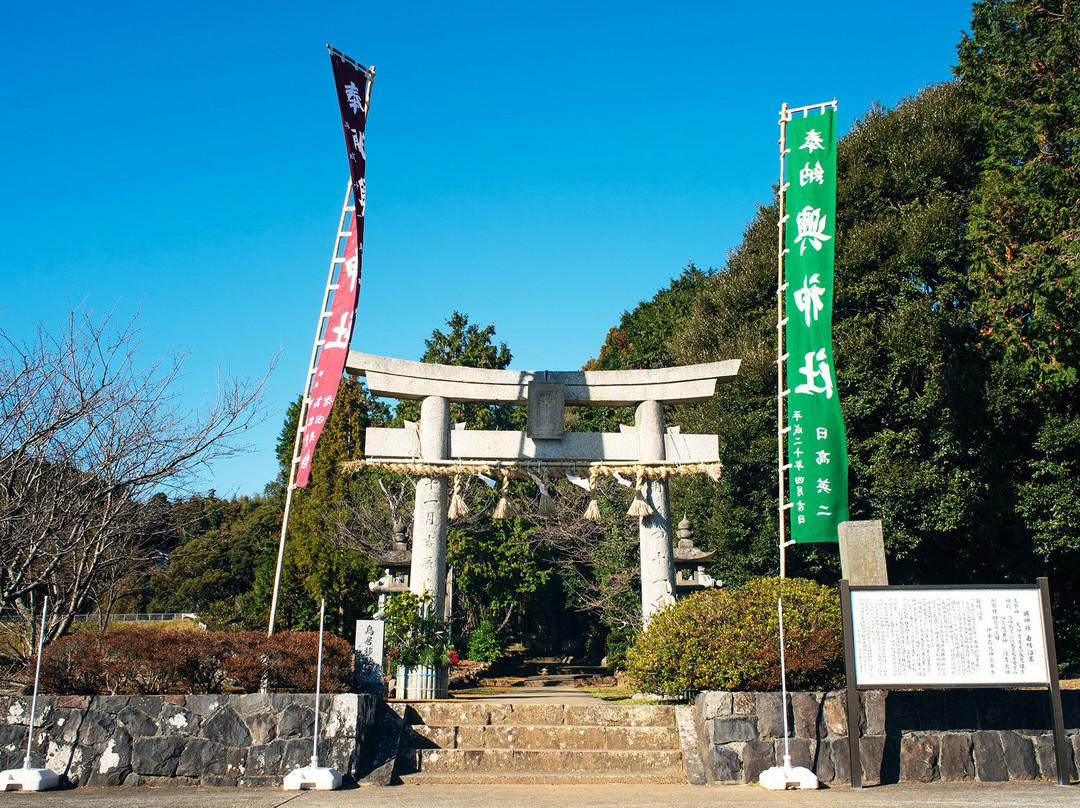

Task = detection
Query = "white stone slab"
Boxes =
[364,428,719,463]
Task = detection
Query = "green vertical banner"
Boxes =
[784,109,848,542]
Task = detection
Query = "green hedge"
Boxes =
[625,577,843,694]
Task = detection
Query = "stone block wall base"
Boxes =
[0,693,374,789]
[694,690,1078,786]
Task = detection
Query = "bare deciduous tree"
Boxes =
[525,480,643,631]
[0,308,271,674]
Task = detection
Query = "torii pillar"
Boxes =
[636,400,675,627]
[410,395,449,611]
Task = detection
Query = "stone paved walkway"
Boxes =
[5,782,1076,808]
[442,686,608,704]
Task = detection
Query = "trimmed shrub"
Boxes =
[465,618,502,662]
[37,632,107,695]
[262,630,354,692]
[625,577,843,694]
[38,628,353,694]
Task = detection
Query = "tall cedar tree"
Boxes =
[957,0,1080,665]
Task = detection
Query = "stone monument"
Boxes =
[837,519,888,586]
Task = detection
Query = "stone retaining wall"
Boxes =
[694,689,1079,785]
[0,693,375,787]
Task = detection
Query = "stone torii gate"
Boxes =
[344,352,740,627]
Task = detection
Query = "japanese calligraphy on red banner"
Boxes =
[296,219,359,488]
[294,48,372,488]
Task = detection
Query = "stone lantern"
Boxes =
[368,519,411,617]
[673,516,719,594]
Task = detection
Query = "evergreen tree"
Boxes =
[393,311,522,431]
[266,377,389,635]
[957,0,1080,662]
[146,494,280,629]
[958,0,1080,392]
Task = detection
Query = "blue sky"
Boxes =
[1,1,975,496]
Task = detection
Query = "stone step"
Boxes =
[405,723,680,751]
[397,771,687,785]
[521,675,578,686]
[405,702,676,728]
[401,748,685,774]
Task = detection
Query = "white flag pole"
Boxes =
[24,595,48,771]
[1,597,60,791]
[312,598,326,768]
[762,99,837,792]
[777,102,792,580]
[268,182,354,637]
[777,597,791,768]
[282,597,342,791]
[758,594,818,790]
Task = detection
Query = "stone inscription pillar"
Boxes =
[837,520,889,586]
[636,399,675,628]
[410,395,449,614]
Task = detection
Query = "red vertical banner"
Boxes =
[296,219,359,488]
[295,49,373,488]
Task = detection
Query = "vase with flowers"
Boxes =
[383,592,455,700]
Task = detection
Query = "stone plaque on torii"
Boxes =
[344,351,740,626]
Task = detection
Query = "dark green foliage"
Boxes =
[625,578,843,693]
[264,377,390,635]
[532,482,644,660]
[448,518,551,633]
[258,529,375,635]
[829,85,1005,583]
[957,0,1080,392]
[382,592,453,670]
[465,617,503,662]
[672,203,786,586]
[146,494,281,629]
[394,311,523,431]
[953,1,1080,668]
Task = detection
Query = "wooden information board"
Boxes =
[840,578,1070,787]
[849,587,1050,688]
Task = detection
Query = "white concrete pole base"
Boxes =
[282,762,342,791]
[758,756,819,790]
[0,767,60,792]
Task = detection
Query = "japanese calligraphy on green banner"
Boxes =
[784,109,849,543]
